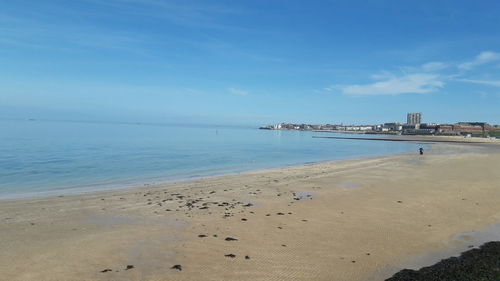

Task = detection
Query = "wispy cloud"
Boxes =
[0,1,279,63]
[183,37,285,62]
[399,61,449,73]
[228,88,248,95]
[458,51,500,70]
[82,0,245,31]
[341,73,444,96]
[0,9,153,57]
[457,79,500,87]
[321,51,500,96]
[421,61,448,72]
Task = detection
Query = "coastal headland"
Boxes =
[1,138,499,281]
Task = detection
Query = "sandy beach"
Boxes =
[1,140,499,281]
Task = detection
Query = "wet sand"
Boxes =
[0,141,499,281]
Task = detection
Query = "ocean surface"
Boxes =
[0,119,422,199]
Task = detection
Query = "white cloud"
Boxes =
[321,51,500,97]
[370,71,394,80]
[421,61,448,72]
[457,79,500,87]
[341,73,444,96]
[228,87,248,95]
[458,51,500,70]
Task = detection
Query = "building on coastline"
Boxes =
[374,125,390,132]
[407,112,422,125]
[259,118,499,138]
[337,125,374,131]
[436,124,454,134]
[420,123,439,130]
[455,122,489,133]
[403,123,419,130]
[452,122,500,134]
[383,122,403,132]
[434,122,500,136]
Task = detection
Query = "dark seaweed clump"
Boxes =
[386,241,500,281]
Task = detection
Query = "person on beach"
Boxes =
[419,147,424,155]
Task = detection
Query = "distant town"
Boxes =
[260,113,500,138]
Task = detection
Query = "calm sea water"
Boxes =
[0,120,421,199]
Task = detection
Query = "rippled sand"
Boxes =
[1,141,499,281]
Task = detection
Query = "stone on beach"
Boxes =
[100,269,112,273]
[171,264,182,271]
[385,241,500,281]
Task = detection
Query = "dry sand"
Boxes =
[1,141,499,281]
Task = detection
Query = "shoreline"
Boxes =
[0,139,426,201]
[1,141,499,281]
[0,151,416,202]
[4,134,493,202]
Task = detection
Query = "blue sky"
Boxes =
[1,0,500,126]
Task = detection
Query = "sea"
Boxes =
[0,119,422,199]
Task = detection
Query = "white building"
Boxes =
[407,113,422,125]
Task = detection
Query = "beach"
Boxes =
[1,140,499,281]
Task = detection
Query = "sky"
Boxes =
[1,0,500,126]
